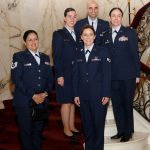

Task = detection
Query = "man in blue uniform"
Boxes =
[11,30,53,150]
[73,25,111,150]
[103,8,140,142]
[75,0,109,45]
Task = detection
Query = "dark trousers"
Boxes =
[80,100,108,150]
[15,107,44,150]
[111,79,136,135]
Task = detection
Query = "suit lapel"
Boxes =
[25,49,39,66]
[96,19,102,33]
[107,29,113,45]
[85,18,90,25]
[64,27,76,43]
[88,45,97,63]
[39,52,44,65]
[80,48,86,62]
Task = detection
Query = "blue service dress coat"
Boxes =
[75,18,109,45]
[73,44,111,150]
[11,49,53,150]
[103,26,140,80]
[11,49,52,107]
[52,27,78,103]
[103,26,140,136]
[73,44,111,100]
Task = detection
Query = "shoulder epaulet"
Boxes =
[17,50,26,55]
[57,28,63,32]
[56,28,66,38]
[126,26,134,30]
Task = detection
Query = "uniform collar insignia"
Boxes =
[77,59,82,62]
[93,48,96,51]
[105,40,111,44]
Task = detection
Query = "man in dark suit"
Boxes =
[103,8,140,142]
[75,0,109,45]
[73,25,111,150]
[11,30,53,150]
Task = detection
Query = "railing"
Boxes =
[133,62,150,122]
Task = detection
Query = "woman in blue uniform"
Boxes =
[52,8,79,137]
[103,8,140,142]
[73,25,111,150]
[11,30,53,150]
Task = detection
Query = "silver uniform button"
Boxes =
[37,84,41,87]
[38,70,41,72]
[38,77,41,79]
[86,80,88,82]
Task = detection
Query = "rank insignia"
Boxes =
[11,62,18,69]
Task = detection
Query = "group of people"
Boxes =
[11,0,140,150]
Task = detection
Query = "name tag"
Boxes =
[24,63,32,66]
[77,59,82,62]
[91,57,101,62]
[64,39,70,41]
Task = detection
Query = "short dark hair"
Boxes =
[80,24,96,36]
[109,7,123,17]
[23,30,38,42]
[64,8,76,17]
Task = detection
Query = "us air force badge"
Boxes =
[105,40,110,44]
[107,58,111,63]
[11,62,18,69]
[99,33,103,37]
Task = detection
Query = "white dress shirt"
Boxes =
[65,26,76,41]
[84,44,94,62]
[88,16,98,31]
[112,26,121,43]
[29,50,40,65]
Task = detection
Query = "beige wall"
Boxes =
[0,0,149,108]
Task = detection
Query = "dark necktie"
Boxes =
[114,30,118,34]
[85,50,90,54]
[85,50,90,62]
[35,54,40,58]
[112,30,118,43]
[71,31,76,41]
[35,53,40,64]
[92,21,94,27]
